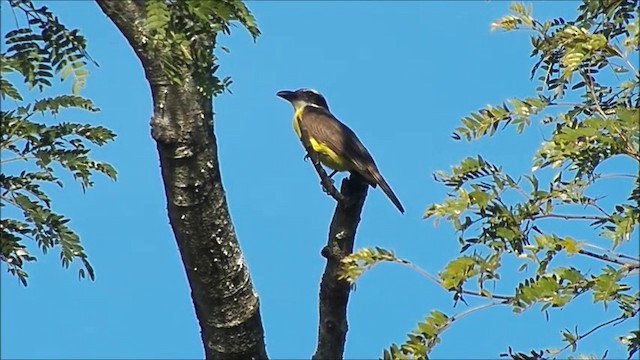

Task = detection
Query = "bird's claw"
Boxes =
[304,154,310,162]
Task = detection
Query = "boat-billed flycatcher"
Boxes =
[276,88,405,214]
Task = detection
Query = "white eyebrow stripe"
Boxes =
[300,88,321,95]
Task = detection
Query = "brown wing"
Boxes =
[299,106,378,184]
[299,106,406,213]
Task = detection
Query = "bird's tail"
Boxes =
[369,169,405,214]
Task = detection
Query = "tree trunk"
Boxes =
[95,1,267,359]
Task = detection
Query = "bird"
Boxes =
[276,88,405,214]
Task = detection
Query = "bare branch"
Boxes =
[581,68,640,161]
[447,301,506,326]
[533,213,607,221]
[582,242,640,262]
[607,42,640,78]
[549,313,636,358]
[581,69,609,120]
[597,173,637,180]
[313,176,368,360]
[395,258,514,301]
[578,249,640,268]
[0,156,37,164]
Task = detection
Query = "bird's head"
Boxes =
[276,88,330,111]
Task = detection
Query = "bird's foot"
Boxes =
[303,154,310,162]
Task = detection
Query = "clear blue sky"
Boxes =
[1,1,638,359]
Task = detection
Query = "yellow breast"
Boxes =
[292,108,350,171]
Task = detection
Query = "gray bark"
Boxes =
[313,176,368,360]
[95,1,267,359]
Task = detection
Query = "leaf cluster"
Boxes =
[1,1,116,286]
[340,248,508,360]
[343,1,640,359]
[142,0,260,95]
[2,0,96,96]
[382,310,449,360]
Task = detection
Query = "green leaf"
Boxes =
[1,1,115,285]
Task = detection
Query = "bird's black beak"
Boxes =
[276,90,296,101]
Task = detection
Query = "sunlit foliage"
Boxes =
[1,0,117,286]
[143,0,259,95]
[341,1,639,358]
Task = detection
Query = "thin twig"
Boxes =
[578,249,638,267]
[429,301,509,350]
[395,259,514,301]
[414,301,511,348]
[533,213,607,221]
[448,301,505,324]
[582,242,640,262]
[297,118,344,203]
[548,102,585,107]
[0,194,20,209]
[608,43,640,79]
[581,69,608,120]
[1,156,36,164]
[581,69,640,160]
[9,2,21,28]
[588,201,611,217]
[549,313,634,358]
[597,173,637,180]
